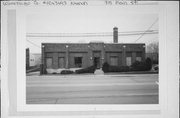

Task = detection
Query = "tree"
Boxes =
[146,42,159,53]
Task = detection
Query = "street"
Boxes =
[26,74,158,104]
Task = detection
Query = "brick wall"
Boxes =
[41,43,145,74]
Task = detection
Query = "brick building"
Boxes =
[41,27,145,74]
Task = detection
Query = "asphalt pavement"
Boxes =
[26,74,158,104]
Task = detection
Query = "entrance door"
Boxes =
[94,57,100,69]
[93,51,101,69]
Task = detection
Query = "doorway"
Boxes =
[94,57,100,69]
[93,51,101,69]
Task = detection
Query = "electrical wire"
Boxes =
[27,40,41,48]
[26,30,158,38]
[134,18,158,43]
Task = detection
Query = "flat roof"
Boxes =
[42,43,145,45]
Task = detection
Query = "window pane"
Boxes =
[136,57,142,62]
[126,57,132,66]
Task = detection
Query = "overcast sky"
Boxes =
[26,6,158,53]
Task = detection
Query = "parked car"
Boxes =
[153,65,159,71]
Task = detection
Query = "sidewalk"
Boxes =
[26,70,158,77]
[105,71,158,75]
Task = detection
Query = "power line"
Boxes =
[144,37,159,44]
[27,40,41,48]
[26,30,158,38]
[134,18,158,43]
[27,30,158,35]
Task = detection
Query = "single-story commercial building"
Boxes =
[41,27,145,74]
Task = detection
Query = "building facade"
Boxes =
[30,53,41,67]
[41,43,145,72]
[41,27,146,74]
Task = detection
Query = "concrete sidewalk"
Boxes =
[26,70,158,77]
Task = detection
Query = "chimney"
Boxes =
[113,27,118,43]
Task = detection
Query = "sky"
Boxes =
[26,6,158,53]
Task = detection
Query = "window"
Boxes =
[136,57,142,62]
[46,58,53,68]
[110,56,118,66]
[74,57,82,68]
[58,57,65,68]
[126,57,132,66]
